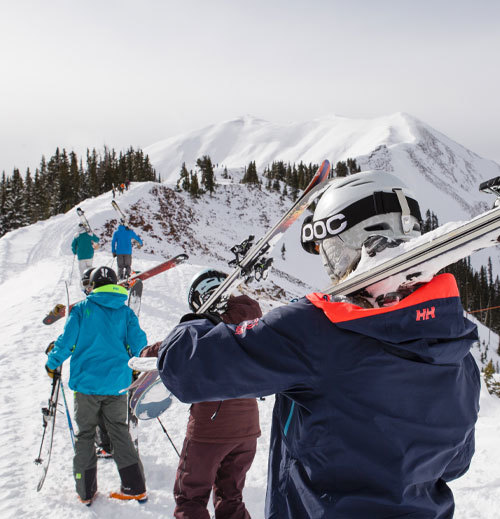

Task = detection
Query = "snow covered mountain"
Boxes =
[1,177,500,518]
[146,112,500,222]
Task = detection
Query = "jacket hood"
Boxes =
[87,284,128,309]
[118,224,128,231]
[307,274,478,365]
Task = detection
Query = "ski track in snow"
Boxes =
[1,182,499,518]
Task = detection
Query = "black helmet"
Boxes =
[89,266,118,289]
[187,269,227,311]
[81,268,95,293]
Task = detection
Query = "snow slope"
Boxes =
[145,112,500,222]
[1,181,499,518]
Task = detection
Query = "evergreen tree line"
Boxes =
[0,146,158,237]
[261,159,361,199]
[176,156,361,200]
[423,209,500,342]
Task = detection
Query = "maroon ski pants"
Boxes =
[173,437,257,519]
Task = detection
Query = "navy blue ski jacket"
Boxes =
[158,274,480,518]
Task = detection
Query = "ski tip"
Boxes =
[303,160,331,195]
[318,159,331,178]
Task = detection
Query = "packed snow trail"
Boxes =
[0,182,499,518]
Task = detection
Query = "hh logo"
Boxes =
[235,318,260,335]
[416,307,436,321]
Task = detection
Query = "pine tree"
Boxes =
[197,155,216,194]
[241,161,259,184]
[0,172,7,236]
[483,360,500,397]
[56,148,72,213]
[335,161,349,177]
[86,149,99,197]
[189,172,200,197]
[346,158,361,174]
[23,168,34,224]
[3,168,25,230]
[177,162,190,191]
[68,152,81,207]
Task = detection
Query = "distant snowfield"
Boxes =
[1,182,499,518]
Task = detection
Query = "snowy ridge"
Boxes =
[1,180,499,517]
[146,112,500,222]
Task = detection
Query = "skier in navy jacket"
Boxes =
[158,171,480,519]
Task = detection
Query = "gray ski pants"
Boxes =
[78,258,93,278]
[116,254,132,280]
[73,392,146,500]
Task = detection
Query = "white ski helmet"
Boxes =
[301,170,422,284]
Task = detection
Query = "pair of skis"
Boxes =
[112,199,129,226]
[76,207,93,234]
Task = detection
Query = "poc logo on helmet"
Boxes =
[302,213,347,243]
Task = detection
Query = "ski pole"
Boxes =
[157,417,180,457]
[34,376,61,465]
[69,255,75,285]
[60,380,75,452]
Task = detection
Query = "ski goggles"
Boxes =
[301,191,421,244]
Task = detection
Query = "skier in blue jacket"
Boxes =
[157,171,480,519]
[111,221,143,280]
[46,266,148,505]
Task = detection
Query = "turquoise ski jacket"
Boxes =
[47,285,147,395]
[71,231,99,260]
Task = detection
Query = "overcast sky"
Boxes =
[1,0,499,175]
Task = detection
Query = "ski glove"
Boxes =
[113,253,117,258]
[179,312,222,326]
[45,364,61,379]
[45,341,55,355]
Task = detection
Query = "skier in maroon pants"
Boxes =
[145,269,261,519]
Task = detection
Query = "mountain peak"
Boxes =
[144,113,500,221]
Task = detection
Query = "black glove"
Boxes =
[113,253,117,258]
[45,341,55,355]
[45,364,61,379]
[180,312,222,326]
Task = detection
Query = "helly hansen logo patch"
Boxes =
[235,318,259,335]
[416,307,436,321]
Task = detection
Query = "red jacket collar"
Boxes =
[306,274,459,323]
